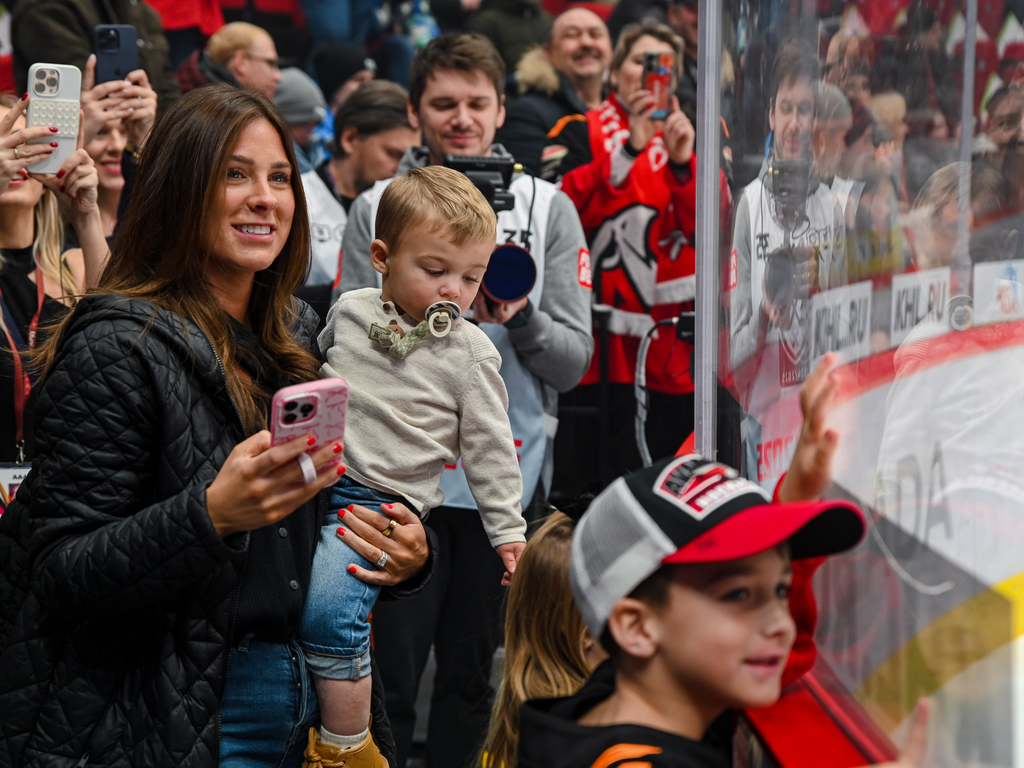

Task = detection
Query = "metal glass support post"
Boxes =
[694,0,722,459]
[955,0,977,295]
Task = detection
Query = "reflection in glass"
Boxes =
[714,1,1024,762]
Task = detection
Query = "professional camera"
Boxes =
[444,154,517,212]
[764,244,822,310]
[766,157,811,243]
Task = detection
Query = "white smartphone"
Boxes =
[26,63,81,176]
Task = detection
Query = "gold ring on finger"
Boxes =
[381,519,398,538]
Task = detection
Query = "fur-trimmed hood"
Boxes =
[513,47,589,114]
[516,47,561,95]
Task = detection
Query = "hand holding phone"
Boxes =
[642,51,674,121]
[80,55,158,147]
[0,94,62,191]
[270,379,349,452]
[26,63,81,175]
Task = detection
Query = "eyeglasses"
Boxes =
[244,52,281,70]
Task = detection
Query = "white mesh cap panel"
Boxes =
[570,478,677,637]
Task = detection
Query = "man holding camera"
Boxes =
[729,40,846,415]
[339,32,592,768]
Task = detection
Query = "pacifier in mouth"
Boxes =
[426,301,461,338]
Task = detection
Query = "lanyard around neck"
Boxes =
[0,266,46,464]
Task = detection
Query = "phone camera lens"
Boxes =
[46,77,57,87]
[300,404,315,416]
[35,70,46,80]
[34,83,45,93]
[283,413,297,424]
[284,401,298,411]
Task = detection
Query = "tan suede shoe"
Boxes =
[301,727,389,768]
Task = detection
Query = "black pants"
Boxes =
[371,506,507,768]
[552,383,695,503]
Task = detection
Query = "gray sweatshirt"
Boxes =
[320,288,527,547]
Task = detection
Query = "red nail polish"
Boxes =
[382,503,393,510]
[56,169,65,178]
[339,509,346,519]
[337,465,347,476]
[333,443,343,454]
[49,142,58,148]
[338,528,346,536]
[348,565,357,574]
[306,435,316,446]
[346,505,354,511]
[49,126,58,133]
[20,93,27,101]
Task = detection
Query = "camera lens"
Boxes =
[300,404,315,416]
[35,70,46,80]
[99,29,119,50]
[46,77,57,87]
[283,413,297,424]
[34,82,45,93]
[284,401,297,411]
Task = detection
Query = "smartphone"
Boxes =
[642,51,674,120]
[94,24,139,84]
[26,63,81,176]
[270,378,349,451]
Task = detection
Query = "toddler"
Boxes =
[301,166,528,768]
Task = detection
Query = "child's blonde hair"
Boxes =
[481,512,591,768]
[375,165,497,252]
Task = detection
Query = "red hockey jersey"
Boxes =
[550,93,729,393]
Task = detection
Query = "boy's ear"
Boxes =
[407,101,421,131]
[370,239,390,276]
[607,598,660,661]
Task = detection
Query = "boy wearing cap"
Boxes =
[515,353,936,767]
[516,354,870,767]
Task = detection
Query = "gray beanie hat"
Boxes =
[273,67,327,125]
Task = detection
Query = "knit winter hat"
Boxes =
[273,67,327,125]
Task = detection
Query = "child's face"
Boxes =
[653,548,796,712]
[372,227,493,322]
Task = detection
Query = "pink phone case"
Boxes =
[270,378,349,450]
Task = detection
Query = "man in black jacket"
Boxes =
[495,7,611,176]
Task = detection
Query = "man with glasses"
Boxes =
[177,21,283,98]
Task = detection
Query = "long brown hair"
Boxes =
[481,512,590,768]
[38,84,319,433]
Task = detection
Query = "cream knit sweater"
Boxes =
[320,288,527,547]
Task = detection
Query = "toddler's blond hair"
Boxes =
[376,166,497,252]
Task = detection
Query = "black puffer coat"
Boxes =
[0,294,412,768]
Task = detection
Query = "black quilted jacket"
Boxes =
[0,294,408,768]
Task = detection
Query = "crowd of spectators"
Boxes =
[0,0,1020,766]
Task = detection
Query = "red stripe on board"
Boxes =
[826,320,1024,408]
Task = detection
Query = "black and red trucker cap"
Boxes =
[570,454,866,637]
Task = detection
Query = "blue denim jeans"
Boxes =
[219,635,319,768]
[298,477,405,680]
